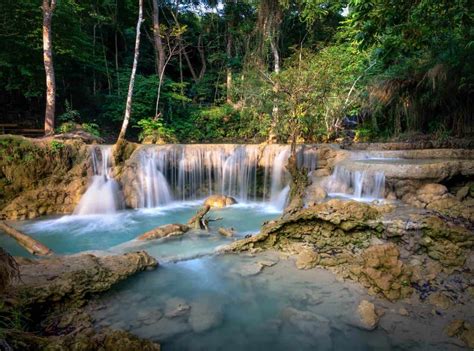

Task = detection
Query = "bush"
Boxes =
[135,117,176,143]
[81,123,101,137]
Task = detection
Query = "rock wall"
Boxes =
[0,136,92,220]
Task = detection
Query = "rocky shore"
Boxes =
[222,198,474,348]
[1,251,160,350]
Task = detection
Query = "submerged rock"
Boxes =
[357,300,379,330]
[188,298,223,333]
[203,194,237,208]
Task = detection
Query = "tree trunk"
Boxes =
[152,0,166,77]
[268,35,280,143]
[42,0,56,135]
[118,0,144,141]
[183,47,199,82]
[226,33,233,104]
[0,221,53,256]
[197,34,206,79]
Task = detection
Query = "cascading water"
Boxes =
[324,164,385,200]
[133,145,317,210]
[73,146,123,215]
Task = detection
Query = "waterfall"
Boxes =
[73,146,123,215]
[133,144,317,209]
[138,150,173,208]
[324,165,385,200]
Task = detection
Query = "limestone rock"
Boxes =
[13,251,158,308]
[357,300,379,330]
[359,244,412,300]
[203,194,237,208]
[456,185,470,201]
[295,247,320,270]
[445,320,474,348]
[416,183,448,202]
[428,292,453,310]
[224,200,382,254]
[305,184,328,203]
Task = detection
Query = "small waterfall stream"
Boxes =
[324,164,385,200]
[73,146,123,215]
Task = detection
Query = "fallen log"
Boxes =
[137,223,189,241]
[187,205,211,230]
[0,221,53,256]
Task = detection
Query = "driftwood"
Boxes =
[0,221,53,256]
[137,205,225,241]
[218,227,235,237]
[137,223,189,241]
[187,205,211,230]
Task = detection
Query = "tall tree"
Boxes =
[42,0,57,135]
[118,0,144,141]
[151,0,166,77]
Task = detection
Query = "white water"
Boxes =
[73,146,123,215]
[134,145,317,209]
[324,164,385,200]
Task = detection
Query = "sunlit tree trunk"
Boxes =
[118,0,143,141]
[152,0,165,77]
[268,36,280,143]
[42,0,56,135]
[226,31,233,104]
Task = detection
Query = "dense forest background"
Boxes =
[0,0,473,143]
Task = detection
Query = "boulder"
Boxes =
[358,244,412,300]
[203,194,237,208]
[357,300,379,330]
[416,183,448,201]
[428,292,453,310]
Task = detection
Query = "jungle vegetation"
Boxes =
[0,0,472,143]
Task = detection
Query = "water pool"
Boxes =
[0,201,464,351]
[0,201,280,257]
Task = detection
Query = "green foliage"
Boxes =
[346,0,474,137]
[58,101,80,123]
[135,117,176,143]
[50,140,65,153]
[354,125,376,142]
[1,0,471,141]
[81,123,100,137]
[57,122,76,134]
